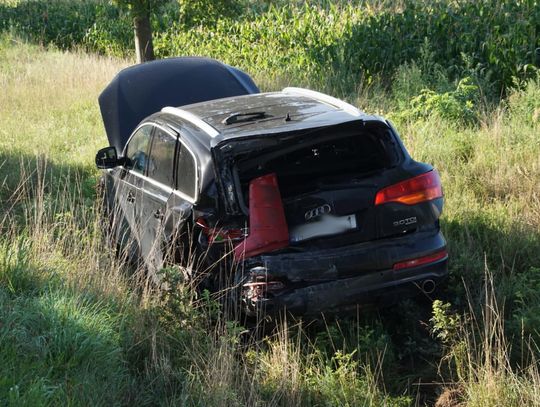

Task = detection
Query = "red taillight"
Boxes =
[393,249,448,271]
[375,170,443,206]
[195,217,246,244]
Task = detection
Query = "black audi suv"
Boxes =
[96,57,448,316]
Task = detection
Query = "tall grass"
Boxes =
[0,9,539,403]
[0,159,403,405]
[432,266,540,407]
[0,36,409,406]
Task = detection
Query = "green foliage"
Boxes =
[142,0,540,93]
[301,350,411,407]
[430,300,469,382]
[0,0,104,50]
[1,0,539,94]
[507,75,540,126]
[178,0,243,27]
[114,0,169,17]
[392,39,452,106]
[431,300,461,345]
[396,77,479,124]
[155,266,222,337]
[84,4,133,58]
[508,267,540,340]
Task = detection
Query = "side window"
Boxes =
[176,142,197,199]
[125,125,152,174]
[147,128,176,187]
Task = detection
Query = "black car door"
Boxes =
[139,124,199,277]
[113,124,153,262]
[138,125,177,275]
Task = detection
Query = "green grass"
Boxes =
[0,14,539,405]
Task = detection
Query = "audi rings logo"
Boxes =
[305,204,331,220]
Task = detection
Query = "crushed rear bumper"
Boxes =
[239,230,448,316]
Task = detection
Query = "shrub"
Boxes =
[395,77,479,124]
[507,74,540,126]
[0,0,104,49]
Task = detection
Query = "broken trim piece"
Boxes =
[282,87,363,117]
[161,106,220,138]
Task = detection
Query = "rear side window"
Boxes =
[147,128,176,187]
[176,142,197,199]
[125,125,153,174]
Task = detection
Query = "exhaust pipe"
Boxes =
[421,279,436,294]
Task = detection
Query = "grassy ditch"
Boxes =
[0,26,539,407]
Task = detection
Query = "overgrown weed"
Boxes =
[432,265,540,407]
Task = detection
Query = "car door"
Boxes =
[167,135,199,271]
[138,125,176,276]
[139,124,199,277]
[113,124,153,262]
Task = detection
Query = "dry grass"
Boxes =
[0,36,128,165]
[1,35,540,406]
[434,267,540,407]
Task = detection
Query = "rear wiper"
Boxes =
[223,111,267,125]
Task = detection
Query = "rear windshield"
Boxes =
[235,128,399,199]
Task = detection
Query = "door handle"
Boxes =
[126,191,135,203]
[153,209,164,220]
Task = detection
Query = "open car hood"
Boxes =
[98,57,259,154]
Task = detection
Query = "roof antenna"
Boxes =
[284,112,291,122]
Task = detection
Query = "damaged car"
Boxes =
[96,57,448,317]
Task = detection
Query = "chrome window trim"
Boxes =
[121,122,155,158]
[122,121,199,203]
[128,170,196,204]
[161,106,220,138]
[282,87,362,117]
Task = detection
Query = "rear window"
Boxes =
[176,143,197,199]
[236,129,398,198]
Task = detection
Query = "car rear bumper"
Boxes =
[239,230,448,316]
[266,257,447,315]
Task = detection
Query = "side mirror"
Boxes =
[95,146,120,169]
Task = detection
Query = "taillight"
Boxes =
[393,249,448,271]
[375,170,442,206]
[195,217,246,244]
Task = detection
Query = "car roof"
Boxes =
[157,88,387,150]
[140,88,390,195]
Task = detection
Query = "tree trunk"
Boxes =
[133,13,154,63]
